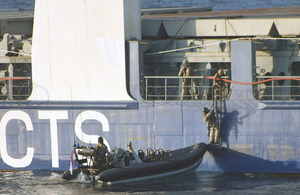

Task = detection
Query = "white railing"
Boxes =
[0,77,31,100]
[143,75,300,101]
[143,76,230,101]
[255,76,300,101]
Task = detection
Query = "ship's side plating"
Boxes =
[0,0,300,173]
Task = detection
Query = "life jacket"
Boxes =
[95,144,108,161]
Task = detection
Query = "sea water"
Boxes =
[1,0,300,194]
[1,170,300,194]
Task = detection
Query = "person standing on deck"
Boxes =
[178,59,194,100]
[203,107,219,144]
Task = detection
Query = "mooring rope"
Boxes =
[204,77,300,85]
[0,77,30,81]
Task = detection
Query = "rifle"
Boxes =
[207,123,211,136]
[204,106,216,120]
[205,106,217,136]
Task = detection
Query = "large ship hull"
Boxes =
[1,98,300,173]
[0,1,300,173]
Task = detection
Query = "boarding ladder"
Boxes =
[212,84,225,148]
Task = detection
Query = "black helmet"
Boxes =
[203,107,209,113]
[98,136,104,144]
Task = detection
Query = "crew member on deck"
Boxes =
[213,69,225,100]
[178,59,195,100]
[213,69,224,87]
[203,107,219,145]
[94,136,109,168]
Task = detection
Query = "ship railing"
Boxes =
[144,75,300,101]
[255,76,300,101]
[0,77,31,100]
[143,76,230,101]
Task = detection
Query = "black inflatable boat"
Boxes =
[62,142,207,184]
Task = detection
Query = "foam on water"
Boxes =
[2,171,300,194]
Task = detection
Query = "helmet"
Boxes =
[218,69,223,75]
[183,59,189,66]
[203,107,209,113]
[98,136,104,144]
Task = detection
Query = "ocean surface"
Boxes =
[1,0,300,194]
[2,170,300,194]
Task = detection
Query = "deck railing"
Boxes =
[255,76,300,101]
[143,76,230,101]
[143,76,300,101]
[0,77,31,100]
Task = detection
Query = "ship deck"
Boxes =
[0,9,33,19]
[0,9,33,37]
[142,6,300,20]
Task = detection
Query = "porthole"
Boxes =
[264,72,272,86]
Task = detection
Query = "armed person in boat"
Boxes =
[203,106,219,145]
[93,136,109,169]
[178,59,195,100]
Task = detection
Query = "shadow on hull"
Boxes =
[208,145,300,173]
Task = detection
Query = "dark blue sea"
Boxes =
[2,170,300,194]
[1,0,300,194]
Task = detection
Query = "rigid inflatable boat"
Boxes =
[62,142,207,184]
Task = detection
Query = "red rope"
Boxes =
[204,77,300,85]
[0,77,30,81]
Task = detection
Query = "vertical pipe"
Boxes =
[8,63,13,100]
[272,80,274,100]
[165,78,167,100]
[191,78,194,100]
[146,78,148,100]
[212,86,215,107]
[219,86,223,148]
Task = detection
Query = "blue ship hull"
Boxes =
[0,2,300,174]
[0,97,300,173]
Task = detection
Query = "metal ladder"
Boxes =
[212,85,224,148]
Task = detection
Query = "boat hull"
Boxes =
[98,143,207,184]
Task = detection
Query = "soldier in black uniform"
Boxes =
[203,107,219,144]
